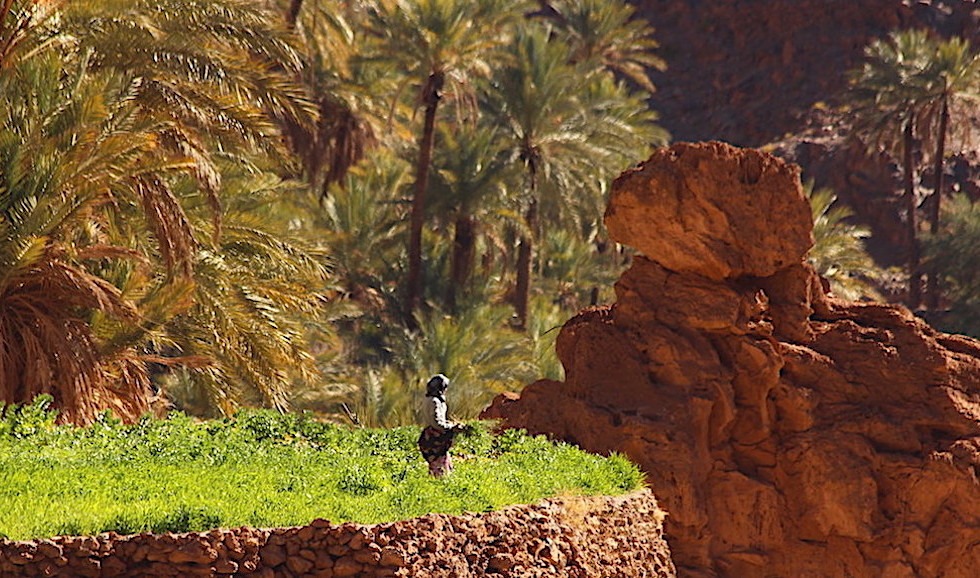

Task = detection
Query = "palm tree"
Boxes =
[278,0,395,196]
[915,36,980,308]
[916,37,980,234]
[921,193,980,336]
[157,169,328,416]
[848,30,934,309]
[428,125,510,311]
[0,1,55,74]
[0,1,322,422]
[63,0,316,196]
[492,28,588,329]
[368,0,519,327]
[488,25,663,329]
[307,151,413,378]
[319,151,410,304]
[849,31,980,310]
[285,0,304,29]
[0,53,179,422]
[532,0,665,93]
[385,304,538,421]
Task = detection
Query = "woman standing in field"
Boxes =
[418,374,469,477]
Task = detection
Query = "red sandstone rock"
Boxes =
[484,142,980,578]
[0,483,671,578]
[297,526,315,542]
[33,541,61,560]
[298,548,316,561]
[71,557,101,578]
[8,550,32,565]
[379,547,406,568]
[212,558,238,574]
[258,542,287,567]
[286,554,315,574]
[353,546,381,564]
[101,556,127,577]
[168,538,217,565]
[606,142,813,281]
[487,552,516,572]
[332,555,363,577]
[347,528,369,550]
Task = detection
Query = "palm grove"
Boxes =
[4,0,980,428]
[847,29,980,335]
[0,0,668,425]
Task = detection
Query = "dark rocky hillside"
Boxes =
[636,0,979,146]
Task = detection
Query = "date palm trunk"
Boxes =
[515,169,538,331]
[405,72,444,329]
[904,114,922,309]
[447,212,476,312]
[286,0,303,29]
[926,94,949,310]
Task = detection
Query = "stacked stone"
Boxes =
[0,490,675,577]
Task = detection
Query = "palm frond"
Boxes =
[537,0,664,93]
[805,181,882,301]
[922,194,980,336]
[156,169,329,416]
[0,246,149,424]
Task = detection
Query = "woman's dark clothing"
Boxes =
[418,425,458,462]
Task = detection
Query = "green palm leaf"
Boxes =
[805,181,882,301]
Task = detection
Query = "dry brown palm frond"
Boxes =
[294,96,377,197]
[93,348,152,422]
[142,354,213,369]
[0,247,151,424]
[135,175,197,278]
[75,243,149,264]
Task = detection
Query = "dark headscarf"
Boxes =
[425,374,449,398]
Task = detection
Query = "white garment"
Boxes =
[423,395,453,429]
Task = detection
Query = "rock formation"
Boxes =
[484,142,980,578]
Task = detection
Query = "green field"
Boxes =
[0,398,643,541]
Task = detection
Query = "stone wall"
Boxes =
[0,490,674,577]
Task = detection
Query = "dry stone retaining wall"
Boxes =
[0,490,674,577]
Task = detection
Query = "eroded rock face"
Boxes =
[605,142,813,281]
[484,142,980,578]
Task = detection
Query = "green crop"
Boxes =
[0,397,643,540]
